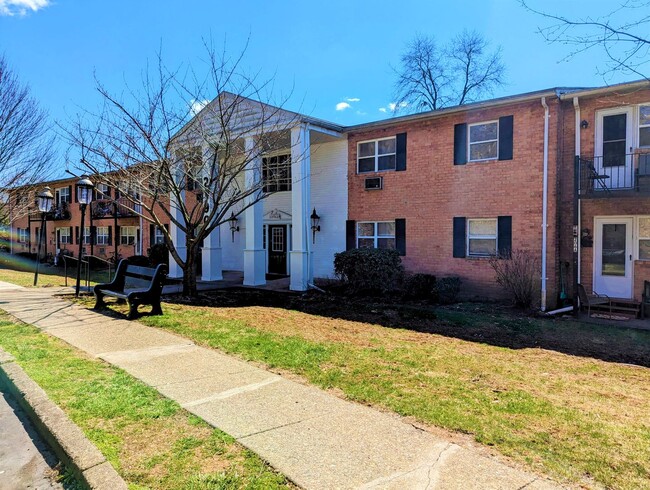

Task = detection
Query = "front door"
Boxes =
[268,225,287,275]
[594,217,634,298]
[596,108,634,189]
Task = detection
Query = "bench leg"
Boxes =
[127,302,139,320]
[94,294,106,310]
[151,301,163,316]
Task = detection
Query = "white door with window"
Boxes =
[595,108,634,189]
[593,217,634,298]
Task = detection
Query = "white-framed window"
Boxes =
[58,227,71,244]
[56,186,70,205]
[639,105,650,148]
[262,154,291,192]
[154,227,165,245]
[97,183,110,199]
[83,226,92,244]
[17,228,28,243]
[467,218,497,256]
[357,137,396,173]
[96,226,109,245]
[120,226,137,245]
[357,221,395,249]
[468,121,498,162]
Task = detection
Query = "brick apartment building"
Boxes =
[9,175,169,263]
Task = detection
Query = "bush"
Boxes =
[436,277,461,305]
[403,273,438,302]
[148,242,169,267]
[127,255,150,267]
[334,248,404,295]
[489,249,539,308]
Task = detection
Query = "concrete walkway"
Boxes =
[0,282,561,490]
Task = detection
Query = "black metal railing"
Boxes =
[578,153,650,196]
[91,197,139,219]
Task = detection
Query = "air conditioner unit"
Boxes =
[364,177,383,190]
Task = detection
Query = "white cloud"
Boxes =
[346,97,360,103]
[0,0,50,16]
[378,107,387,113]
[336,102,351,111]
[189,99,209,115]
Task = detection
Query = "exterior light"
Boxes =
[228,211,239,242]
[75,175,94,296]
[310,208,321,244]
[33,186,54,286]
[580,119,589,129]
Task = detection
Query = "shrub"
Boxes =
[403,273,438,302]
[489,249,539,308]
[436,277,461,304]
[148,242,169,267]
[334,248,404,294]
[127,255,150,267]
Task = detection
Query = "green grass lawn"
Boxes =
[0,314,292,490]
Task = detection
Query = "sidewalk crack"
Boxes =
[425,442,453,490]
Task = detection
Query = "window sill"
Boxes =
[357,169,396,175]
[467,158,499,164]
[465,255,496,260]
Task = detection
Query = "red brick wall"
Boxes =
[348,98,560,303]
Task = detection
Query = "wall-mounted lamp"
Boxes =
[310,208,321,244]
[580,119,589,129]
[228,211,239,242]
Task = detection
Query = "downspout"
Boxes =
[573,97,581,285]
[541,97,550,311]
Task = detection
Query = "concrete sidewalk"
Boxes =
[0,282,561,490]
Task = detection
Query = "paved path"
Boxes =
[0,389,63,490]
[0,282,561,489]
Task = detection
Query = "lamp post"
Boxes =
[75,176,94,296]
[33,186,53,286]
[310,208,321,244]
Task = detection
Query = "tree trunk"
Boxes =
[182,239,198,297]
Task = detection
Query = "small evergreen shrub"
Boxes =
[148,242,169,267]
[436,277,462,304]
[403,273,438,302]
[334,248,404,294]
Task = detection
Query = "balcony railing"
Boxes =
[578,153,650,197]
[91,197,140,219]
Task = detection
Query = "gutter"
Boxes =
[540,97,550,311]
[573,97,581,287]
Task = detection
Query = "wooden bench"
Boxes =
[577,283,611,317]
[94,259,167,319]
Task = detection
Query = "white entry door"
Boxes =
[593,217,634,298]
[595,108,634,189]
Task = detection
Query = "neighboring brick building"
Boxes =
[8,175,169,263]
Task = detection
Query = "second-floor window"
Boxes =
[357,137,396,173]
[58,227,71,244]
[468,121,498,161]
[154,227,165,244]
[640,105,650,148]
[96,227,109,245]
[120,226,137,245]
[17,228,28,243]
[97,183,110,199]
[57,187,70,205]
[263,154,291,192]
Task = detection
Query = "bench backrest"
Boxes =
[577,283,589,305]
[112,259,166,292]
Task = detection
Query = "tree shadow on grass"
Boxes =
[166,288,650,368]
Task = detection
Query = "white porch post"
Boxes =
[168,191,186,278]
[290,124,312,291]
[243,136,266,286]
[201,226,223,281]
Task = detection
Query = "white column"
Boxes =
[290,124,312,291]
[168,181,186,278]
[202,225,223,281]
[243,136,266,286]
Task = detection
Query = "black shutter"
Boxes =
[396,133,407,171]
[68,227,73,244]
[75,226,79,244]
[56,229,60,247]
[108,226,112,245]
[498,115,514,161]
[346,220,356,251]
[90,226,96,245]
[150,224,155,244]
[454,123,467,165]
[395,219,406,256]
[497,216,512,258]
[68,185,73,203]
[116,225,121,246]
[453,217,466,258]
[74,184,78,203]
[105,187,111,198]
[55,190,60,204]
[137,228,141,250]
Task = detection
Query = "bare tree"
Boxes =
[522,0,650,80]
[64,43,299,296]
[392,30,505,113]
[0,55,55,223]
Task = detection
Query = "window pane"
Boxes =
[469,219,496,236]
[469,238,496,256]
[641,106,650,126]
[640,127,650,147]
[469,141,498,160]
[640,217,650,237]
[358,238,374,248]
[377,222,395,236]
[359,142,375,158]
[377,155,396,171]
[358,157,375,173]
[603,113,627,141]
[357,223,375,237]
[377,138,396,155]
[601,224,626,276]
[469,122,497,142]
[377,238,396,249]
[603,141,627,167]
[640,239,650,260]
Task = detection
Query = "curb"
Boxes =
[0,348,127,490]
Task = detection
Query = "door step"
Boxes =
[592,299,641,317]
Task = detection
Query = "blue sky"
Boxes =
[0,0,639,154]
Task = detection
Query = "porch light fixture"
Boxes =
[33,186,54,286]
[310,208,321,244]
[75,176,94,296]
[228,211,239,242]
[580,119,589,129]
